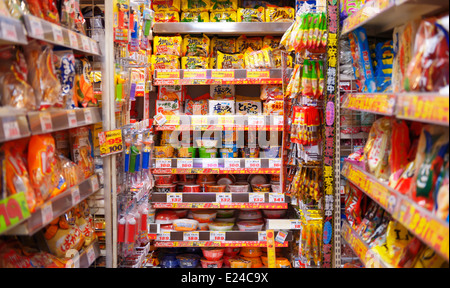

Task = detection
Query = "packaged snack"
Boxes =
[236,100,262,115]
[211,37,237,57]
[156,100,181,115]
[74,201,96,246]
[0,46,37,111]
[236,35,263,53]
[265,6,295,22]
[53,49,76,109]
[0,1,10,16]
[58,154,84,188]
[210,11,237,22]
[181,0,210,12]
[154,11,180,22]
[181,56,209,69]
[41,0,60,24]
[181,11,209,22]
[243,46,275,69]
[151,55,180,72]
[364,117,392,181]
[182,34,210,57]
[210,0,238,11]
[152,0,181,12]
[4,0,30,19]
[413,246,448,268]
[211,85,235,100]
[154,36,182,56]
[75,57,96,108]
[435,162,448,222]
[216,51,245,69]
[209,100,235,115]
[263,36,281,49]
[70,127,94,179]
[158,85,185,101]
[260,84,283,101]
[237,7,265,22]
[27,0,44,19]
[185,93,210,115]
[263,100,283,115]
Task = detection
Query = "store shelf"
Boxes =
[3,174,101,236]
[152,158,282,174]
[151,192,288,209]
[0,15,28,45]
[152,22,293,36]
[341,160,449,261]
[22,14,101,56]
[341,93,396,116]
[341,220,392,268]
[341,0,449,37]
[153,69,284,86]
[395,93,449,126]
[65,240,102,268]
[0,113,31,143]
[340,132,369,140]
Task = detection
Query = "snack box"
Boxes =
[236,100,262,115]
[208,100,235,115]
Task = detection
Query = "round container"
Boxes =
[174,209,189,218]
[223,255,238,267]
[197,174,216,184]
[252,183,271,193]
[216,176,235,188]
[197,222,209,231]
[177,182,189,192]
[199,182,217,192]
[160,224,174,232]
[180,174,197,183]
[185,247,201,254]
[183,185,201,193]
[155,175,176,185]
[208,222,234,231]
[155,210,178,224]
[173,219,199,232]
[178,147,197,158]
[248,175,268,185]
[237,220,264,232]
[229,258,252,268]
[223,131,237,143]
[197,139,218,148]
[238,209,262,220]
[206,185,227,193]
[270,174,280,182]
[228,184,249,193]
[240,146,260,158]
[262,209,287,219]
[155,184,177,193]
[241,256,263,268]
[200,258,223,268]
[199,147,218,158]
[216,210,235,218]
[240,247,262,258]
[191,210,217,223]
[271,183,282,193]
[260,146,281,158]
[160,254,179,268]
[214,217,236,223]
[154,146,175,158]
[201,248,225,261]
[224,247,241,256]
[177,254,200,268]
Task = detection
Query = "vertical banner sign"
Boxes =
[322,0,339,268]
[281,50,290,195]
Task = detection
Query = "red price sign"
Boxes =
[99,129,124,157]
[269,193,285,203]
[40,112,53,132]
[245,159,261,169]
[2,118,20,139]
[183,232,199,241]
[258,231,267,241]
[177,159,193,169]
[67,111,78,127]
[290,220,302,230]
[203,159,219,169]
[1,21,18,42]
[269,159,282,169]
[68,31,79,48]
[52,25,64,43]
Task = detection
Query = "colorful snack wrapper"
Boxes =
[210,0,238,11]
[211,37,237,57]
[216,51,245,69]
[158,85,185,101]
[211,84,235,100]
[154,11,180,22]
[53,49,76,109]
[263,36,281,49]
[236,100,262,115]
[236,35,263,53]
[181,11,209,22]
[156,100,181,115]
[237,7,265,22]
[265,7,295,22]
[75,57,96,108]
[151,55,180,71]
[181,56,209,69]
[182,34,210,57]
[263,100,283,115]
[152,0,181,11]
[185,98,209,115]
[154,36,182,56]
[210,11,237,22]
[209,100,235,115]
[181,0,210,12]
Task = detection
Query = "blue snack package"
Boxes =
[53,48,76,109]
[375,40,394,92]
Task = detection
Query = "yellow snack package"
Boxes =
[211,37,237,57]
[236,35,263,53]
[263,36,281,49]
[151,55,180,71]
[210,0,238,11]
[265,7,295,22]
[216,51,245,69]
[152,0,181,12]
[181,11,209,22]
[154,11,180,22]
[237,7,265,22]
[263,100,284,115]
[153,36,182,56]
[181,56,209,69]
[210,11,237,22]
[272,49,293,68]
[181,0,210,12]
[182,34,210,57]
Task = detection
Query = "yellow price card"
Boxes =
[99,129,124,157]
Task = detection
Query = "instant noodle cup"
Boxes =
[177,254,201,268]
[206,185,227,193]
[173,219,199,231]
[252,183,271,192]
[155,184,177,193]
[270,174,280,182]
[199,181,217,192]
[216,209,235,218]
[199,147,218,158]
[155,210,179,224]
[238,209,262,220]
[202,247,224,261]
[154,146,175,158]
[200,258,223,268]
[240,146,260,158]
[262,209,287,219]
[237,220,264,231]
[192,209,217,223]
[180,174,197,183]
[240,247,262,257]
[223,255,239,267]
[197,174,216,183]
[241,256,263,268]
[174,209,189,218]
[197,222,209,231]
[208,221,234,231]
[224,247,241,256]
[228,184,249,193]
[183,184,201,193]
[260,146,281,158]
[155,175,176,185]
[229,258,252,268]
[214,217,236,223]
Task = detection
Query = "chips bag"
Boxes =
[53,49,76,109]
[75,57,96,108]
[70,127,94,179]
[364,117,392,181]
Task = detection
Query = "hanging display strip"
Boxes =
[151,193,288,209]
[0,114,31,143]
[341,93,396,116]
[3,174,101,236]
[0,15,28,45]
[342,161,449,261]
[154,69,283,86]
[22,14,101,56]
[341,221,391,268]
[396,94,449,126]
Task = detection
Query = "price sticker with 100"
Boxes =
[183,232,199,241]
[99,129,123,157]
[210,231,226,241]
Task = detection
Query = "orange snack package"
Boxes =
[70,127,94,179]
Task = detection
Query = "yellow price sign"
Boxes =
[99,129,124,157]
[211,70,235,79]
[247,70,270,79]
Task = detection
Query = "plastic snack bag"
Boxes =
[435,162,448,222]
[154,36,182,56]
[263,36,281,49]
[152,0,181,12]
[236,35,263,53]
[211,84,235,100]
[265,6,295,22]
[182,34,210,57]
[154,11,180,22]
[185,93,210,115]
[364,117,392,181]
[260,84,283,101]
[216,51,245,69]
[237,7,265,22]
[181,11,209,22]
[70,127,95,179]
[210,11,236,22]
[53,49,76,109]
[158,85,185,101]
[181,56,209,69]
[74,201,96,247]
[75,57,96,108]
[263,100,283,115]
[41,0,60,24]
[210,37,236,57]
[58,153,84,188]
[151,55,180,71]
[210,0,237,11]
[27,0,45,19]
[181,0,210,12]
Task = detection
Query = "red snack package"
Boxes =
[41,0,60,24]
[27,0,44,19]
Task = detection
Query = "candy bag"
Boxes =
[70,127,94,179]
[154,36,182,56]
[75,57,96,108]
[53,49,76,109]
[58,153,84,188]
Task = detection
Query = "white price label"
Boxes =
[29,17,44,38]
[84,109,93,123]
[82,36,91,52]
[41,202,53,225]
[248,116,265,126]
[68,31,79,48]
[203,158,219,169]
[2,118,20,139]
[167,193,182,203]
[273,116,284,126]
[224,159,240,169]
[91,176,100,191]
[216,193,232,204]
[90,40,99,54]
[177,159,193,169]
[245,159,261,169]
[191,116,207,126]
[154,113,167,126]
[1,21,18,42]
[275,230,288,244]
[269,159,282,169]
[183,231,199,241]
[258,231,267,241]
[157,232,171,241]
[156,159,172,169]
[249,193,265,203]
[52,25,64,43]
[67,111,78,127]
[210,231,226,241]
[290,220,302,230]
[40,112,53,132]
[86,245,96,264]
[65,251,80,268]
[71,187,81,206]
[269,193,285,203]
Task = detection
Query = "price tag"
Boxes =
[165,115,180,126]
[191,116,207,126]
[156,70,181,79]
[224,159,240,169]
[211,70,234,79]
[184,70,207,79]
[40,112,53,132]
[248,116,265,126]
[273,116,284,126]
[91,176,100,191]
[52,25,64,43]
[68,31,79,48]
[67,111,78,127]
[157,232,171,241]
[249,193,265,203]
[183,231,199,241]
[1,21,18,42]
[290,220,302,230]
[218,116,234,126]
[167,193,183,203]
[86,245,96,264]
[177,159,193,169]
[29,17,44,38]
[245,159,261,169]
[269,159,282,169]
[154,113,167,126]
[84,109,93,123]
[258,231,267,241]
[156,159,172,169]
[90,40,99,55]
[247,70,270,78]
[41,202,53,225]
[269,193,285,203]
[98,129,123,157]
[275,230,288,244]
[210,231,226,241]
[81,36,91,52]
[2,118,20,139]
[203,158,219,169]
[216,193,232,204]
[65,251,80,268]
[71,187,81,206]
